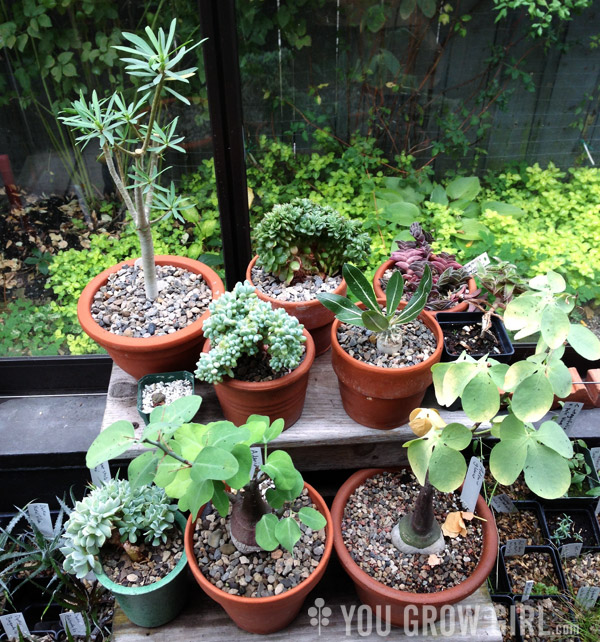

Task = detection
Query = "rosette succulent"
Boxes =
[254,199,371,284]
[61,479,177,578]
[195,281,306,384]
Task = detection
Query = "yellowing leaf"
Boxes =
[428,553,442,566]
[441,511,467,538]
[408,408,446,437]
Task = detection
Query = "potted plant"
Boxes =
[195,281,315,429]
[60,479,188,628]
[247,198,371,354]
[59,20,225,379]
[317,263,443,429]
[373,222,477,310]
[86,397,332,634]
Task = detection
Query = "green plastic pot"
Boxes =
[95,511,189,628]
[137,370,195,425]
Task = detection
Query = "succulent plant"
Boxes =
[385,222,475,310]
[61,479,177,578]
[318,263,433,354]
[195,281,306,384]
[254,199,371,284]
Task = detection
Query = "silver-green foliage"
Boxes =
[195,281,306,384]
[421,271,600,499]
[317,263,432,342]
[85,397,327,553]
[254,199,371,284]
[61,479,177,578]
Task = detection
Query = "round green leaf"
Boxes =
[503,360,536,392]
[407,439,432,486]
[261,450,299,491]
[127,451,158,489]
[546,360,573,399]
[437,362,478,406]
[191,446,239,481]
[510,372,554,422]
[255,514,279,551]
[446,176,480,201]
[428,445,467,492]
[297,507,327,531]
[462,371,500,423]
[440,423,473,451]
[533,421,573,458]
[180,478,214,519]
[489,440,527,486]
[523,441,571,499]
[568,323,600,360]
[86,420,135,468]
[540,304,570,349]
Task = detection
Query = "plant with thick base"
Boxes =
[86,396,327,554]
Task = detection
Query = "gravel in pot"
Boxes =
[251,264,342,302]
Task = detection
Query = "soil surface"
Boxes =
[443,322,504,357]
[341,470,484,593]
[562,550,600,592]
[504,551,562,594]
[546,510,598,547]
[516,597,577,641]
[495,509,546,546]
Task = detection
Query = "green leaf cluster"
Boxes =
[86,397,327,553]
[254,198,371,284]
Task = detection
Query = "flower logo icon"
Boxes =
[308,597,332,635]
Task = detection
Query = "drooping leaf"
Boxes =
[275,517,302,553]
[127,452,158,489]
[211,481,230,517]
[255,513,279,551]
[462,371,500,423]
[568,323,600,360]
[86,420,135,468]
[540,305,570,349]
[297,507,327,531]
[226,444,253,490]
[361,309,389,332]
[181,479,214,519]
[317,293,364,326]
[406,438,433,486]
[546,360,573,399]
[533,421,573,458]
[437,361,478,406]
[428,445,467,492]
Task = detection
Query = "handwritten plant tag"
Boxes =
[0,613,30,638]
[249,446,263,478]
[504,538,527,557]
[576,586,600,609]
[560,543,583,559]
[27,503,53,538]
[463,252,490,275]
[521,580,534,602]
[591,447,600,474]
[460,457,485,513]
[556,402,584,433]
[491,494,517,514]
[60,611,87,636]
[90,461,111,487]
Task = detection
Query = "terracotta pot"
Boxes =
[332,468,498,628]
[77,255,225,380]
[184,482,333,633]
[246,255,346,355]
[202,328,315,429]
[330,299,443,429]
[373,259,477,312]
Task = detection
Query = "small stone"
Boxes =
[271,549,283,559]
[220,543,236,555]
[126,574,139,582]
[208,529,223,548]
[274,583,285,595]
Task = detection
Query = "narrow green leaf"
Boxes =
[343,264,380,312]
[361,309,389,332]
[317,293,364,326]
[385,270,404,318]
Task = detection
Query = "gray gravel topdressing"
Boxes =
[341,471,483,593]
[91,264,211,338]
[193,488,326,597]
[337,318,437,368]
[252,264,342,302]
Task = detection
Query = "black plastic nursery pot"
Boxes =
[544,505,600,548]
[490,594,521,642]
[515,595,580,642]
[500,545,568,597]
[435,312,514,363]
[136,370,195,425]
[493,500,550,546]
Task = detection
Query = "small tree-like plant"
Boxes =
[254,199,371,284]
[61,479,178,578]
[394,271,600,554]
[86,398,327,554]
[60,20,204,300]
[195,281,306,384]
[317,263,432,354]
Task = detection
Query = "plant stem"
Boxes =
[410,480,437,536]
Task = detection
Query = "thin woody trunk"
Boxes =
[137,216,158,300]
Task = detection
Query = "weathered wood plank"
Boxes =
[101,351,600,470]
[112,565,502,642]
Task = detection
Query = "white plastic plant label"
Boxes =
[249,446,264,478]
[0,613,30,638]
[557,402,584,433]
[504,538,527,557]
[591,447,600,473]
[521,580,534,602]
[60,611,87,636]
[576,586,600,609]
[90,461,111,486]
[27,503,53,538]
[463,252,490,275]
[560,543,583,559]
[491,494,517,514]
[460,457,485,513]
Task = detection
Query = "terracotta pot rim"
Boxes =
[373,259,476,312]
[331,468,498,605]
[330,299,444,375]
[204,328,316,391]
[95,511,188,596]
[184,482,333,604]
[77,255,225,352]
[246,255,346,309]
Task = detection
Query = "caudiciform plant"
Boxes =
[195,281,306,384]
[254,199,371,284]
[393,271,600,555]
[59,20,204,300]
[317,263,432,354]
[61,479,178,578]
[85,397,327,554]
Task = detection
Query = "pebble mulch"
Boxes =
[516,598,577,642]
[141,379,193,414]
[341,470,483,593]
[495,509,545,546]
[336,318,436,368]
[193,488,326,597]
[493,602,517,642]
[504,552,561,594]
[101,530,183,587]
[91,264,211,337]
[252,264,342,302]
[562,551,600,592]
